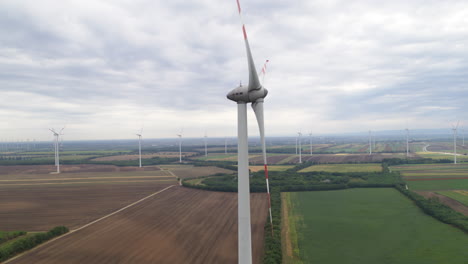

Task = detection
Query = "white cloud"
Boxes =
[0,0,467,140]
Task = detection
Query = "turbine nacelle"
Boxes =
[227,85,268,103]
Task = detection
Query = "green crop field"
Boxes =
[299,163,382,173]
[416,152,468,161]
[436,190,468,206]
[391,164,468,190]
[406,179,468,190]
[391,164,468,171]
[282,189,468,264]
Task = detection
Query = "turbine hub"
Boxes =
[227,85,268,103]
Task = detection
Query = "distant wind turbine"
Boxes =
[177,130,183,163]
[369,130,372,155]
[226,0,272,262]
[49,127,65,173]
[136,128,143,168]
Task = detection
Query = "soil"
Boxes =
[8,187,268,264]
[91,152,196,161]
[0,164,161,175]
[168,166,235,179]
[0,181,175,231]
[416,191,468,216]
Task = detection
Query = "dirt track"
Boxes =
[416,191,468,216]
[8,187,268,264]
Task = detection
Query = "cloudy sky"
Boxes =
[1,0,467,140]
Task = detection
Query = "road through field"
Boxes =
[8,187,268,264]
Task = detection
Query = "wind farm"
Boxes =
[1,0,468,264]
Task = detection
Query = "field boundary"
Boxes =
[3,185,176,264]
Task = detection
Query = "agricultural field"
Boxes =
[296,153,407,164]
[390,163,468,214]
[7,187,268,264]
[390,163,468,180]
[426,143,468,155]
[91,152,197,161]
[0,165,177,231]
[249,165,294,172]
[298,163,382,173]
[436,190,468,206]
[160,165,235,179]
[415,152,468,161]
[282,189,468,264]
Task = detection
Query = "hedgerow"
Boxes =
[0,226,69,262]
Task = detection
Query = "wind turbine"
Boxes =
[136,128,143,168]
[298,132,302,163]
[309,132,313,156]
[49,127,64,173]
[368,130,372,155]
[177,131,182,163]
[452,121,459,164]
[226,1,271,262]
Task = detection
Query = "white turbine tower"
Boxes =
[368,130,372,155]
[309,132,313,156]
[177,131,182,163]
[452,122,459,164]
[227,1,272,262]
[298,132,302,163]
[136,128,143,168]
[49,127,64,173]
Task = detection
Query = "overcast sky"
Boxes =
[1,0,467,141]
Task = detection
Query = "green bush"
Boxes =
[263,188,282,264]
[0,226,69,262]
[0,231,26,244]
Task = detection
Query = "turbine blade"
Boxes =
[252,100,273,233]
[236,0,261,92]
[252,101,266,164]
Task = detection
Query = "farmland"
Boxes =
[0,166,176,231]
[390,164,468,189]
[7,187,268,264]
[436,190,468,206]
[390,163,468,214]
[249,165,294,172]
[298,163,382,173]
[91,152,197,161]
[282,189,468,264]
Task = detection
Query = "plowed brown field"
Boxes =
[0,164,161,175]
[8,187,268,264]
[166,166,235,179]
[0,182,175,231]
